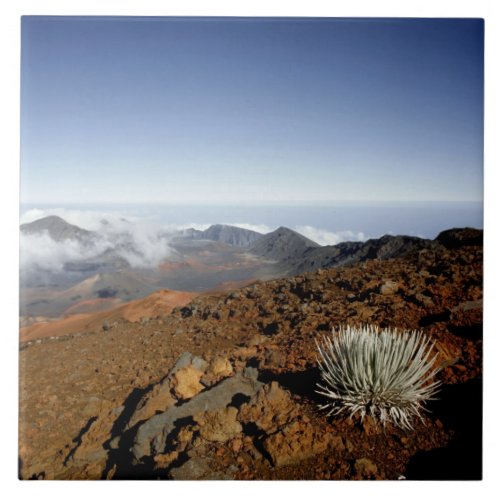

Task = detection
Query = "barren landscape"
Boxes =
[19,222,482,480]
[19,16,484,481]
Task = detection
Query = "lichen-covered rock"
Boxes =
[263,420,344,467]
[171,365,205,400]
[127,382,176,429]
[127,352,207,428]
[380,280,399,295]
[238,381,299,433]
[195,406,242,442]
[201,356,233,385]
[153,451,179,470]
[354,458,378,479]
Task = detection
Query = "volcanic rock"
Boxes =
[18,228,483,480]
[171,365,205,400]
[238,381,299,434]
[354,458,379,479]
[127,352,207,429]
[201,356,233,386]
[263,420,344,467]
[380,280,399,295]
[132,367,263,460]
[126,381,176,430]
[195,407,242,442]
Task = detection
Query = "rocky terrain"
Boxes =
[18,228,482,480]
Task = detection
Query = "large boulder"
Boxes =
[127,382,176,430]
[131,367,263,461]
[126,352,207,429]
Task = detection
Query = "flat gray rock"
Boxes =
[131,367,262,461]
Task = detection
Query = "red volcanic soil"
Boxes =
[62,298,123,316]
[158,261,193,272]
[20,290,198,343]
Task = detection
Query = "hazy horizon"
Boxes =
[20,200,483,243]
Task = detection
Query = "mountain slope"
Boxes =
[293,234,439,274]
[180,224,263,247]
[249,226,320,262]
[20,289,198,342]
[201,224,263,247]
[20,270,159,318]
[20,215,95,242]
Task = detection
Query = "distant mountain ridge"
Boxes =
[248,226,320,262]
[250,227,483,275]
[19,214,483,321]
[291,234,438,274]
[180,224,263,247]
[20,215,95,243]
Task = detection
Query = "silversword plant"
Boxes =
[316,324,441,430]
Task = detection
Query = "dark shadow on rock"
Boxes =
[418,310,451,327]
[156,416,199,478]
[101,383,164,479]
[258,367,324,405]
[109,384,154,436]
[447,323,483,341]
[246,357,260,368]
[230,392,251,408]
[102,421,159,479]
[63,416,98,466]
[262,322,279,335]
[241,422,274,466]
[162,416,196,456]
[405,378,482,480]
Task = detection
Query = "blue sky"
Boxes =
[21,17,484,204]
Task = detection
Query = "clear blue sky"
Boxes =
[20,17,484,204]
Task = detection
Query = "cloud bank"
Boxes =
[294,226,366,246]
[20,208,175,272]
[20,232,110,273]
[228,223,274,234]
[19,208,368,274]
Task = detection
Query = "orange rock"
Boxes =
[171,365,205,400]
[195,407,242,442]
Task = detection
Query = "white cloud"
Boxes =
[161,222,212,233]
[294,225,366,246]
[20,207,140,231]
[19,208,367,272]
[20,208,175,270]
[20,231,111,273]
[226,223,274,234]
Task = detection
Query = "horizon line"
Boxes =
[20,199,483,208]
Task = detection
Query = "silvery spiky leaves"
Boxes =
[315,325,441,430]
